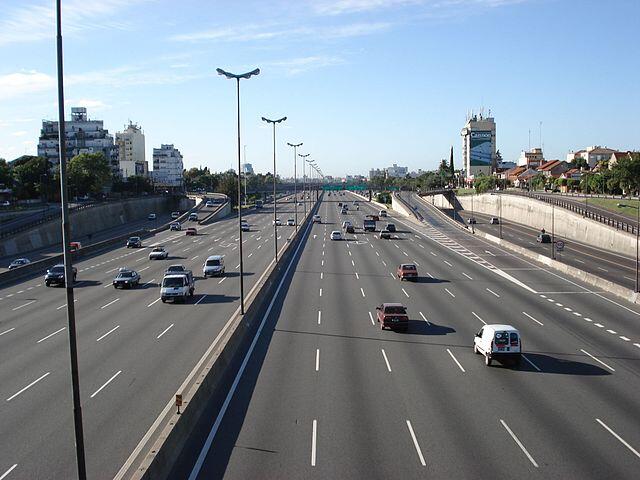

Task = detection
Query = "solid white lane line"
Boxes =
[138,266,150,272]
[381,349,392,372]
[6,372,50,402]
[360,287,366,297]
[136,257,145,262]
[318,311,322,325]
[462,272,473,280]
[195,294,207,305]
[444,260,453,267]
[368,311,375,325]
[0,464,17,480]
[402,288,410,298]
[522,311,544,326]
[104,282,113,288]
[355,272,359,279]
[522,354,541,371]
[580,349,615,372]
[419,312,430,325]
[37,327,66,344]
[147,298,161,307]
[406,420,426,466]
[12,300,36,311]
[157,324,174,339]
[90,370,122,399]
[311,419,317,467]
[486,288,500,298]
[444,288,455,298]
[596,418,640,459]
[500,419,539,468]
[0,328,16,337]
[105,267,119,274]
[471,311,486,324]
[315,349,320,371]
[446,349,465,372]
[100,298,120,309]
[96,325,120,342]
[218,277,227,285]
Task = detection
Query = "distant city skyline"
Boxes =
[1,0,638,177]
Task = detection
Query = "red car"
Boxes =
[186,227,197,236]
[376,303,409,331]
[397,263,418,281]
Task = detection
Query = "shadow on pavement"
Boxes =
[412,277,450,284]
[406,320,456,335]
[515,352,612,375]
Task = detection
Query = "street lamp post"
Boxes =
[243,145,247,207]
[262,116,287,262]
[55,2,87,479]
[299,153,310,218]
[216,67,260,315]
[636,198,639,293]
[307,160,316,207]
[551,202,556,260]
[287,142,303,231]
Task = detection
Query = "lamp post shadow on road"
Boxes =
[216,66,260,315]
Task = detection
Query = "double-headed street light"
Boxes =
[261,116,287,262]
[287,142,303,231]
[217,66,260,315]
[299,153,311,217]
[307,159,316,204]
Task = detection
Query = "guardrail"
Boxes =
[502,190,638,235]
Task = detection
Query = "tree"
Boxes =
[67,152,111,196]
[570,157,589,170]
[530,173,547,191]
[0,159,12,188]
[449,146,454,179]
[11,155,50,199]
[610,153,640,195]
[474,175,496,194]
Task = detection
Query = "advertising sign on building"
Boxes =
[470,131,492,166]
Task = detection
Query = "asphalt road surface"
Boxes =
[0,194,311,480]
[182,191,640,480]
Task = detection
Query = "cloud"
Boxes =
[0,0,151,46]
[64,98,111,111]
[0,71,56,100]
[11,131,28,137]
[264,55,346,75]
[313,0,422,15]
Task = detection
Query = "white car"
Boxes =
[379,209,388,217]
[287,218,295,226]
[149,247,168,260]
[148,213,157,220]
[474,324,522,367]
[8,258,30,269]
[342,220,352,230]
[273,218,282,226]
[312,215,321,223]
[171,211,180,219]
[330,230,342,241]
[170,222,182,231]
[1,200,10,207]
[241,221,250,231]
[189,213,198,221]
[205,201,214,207]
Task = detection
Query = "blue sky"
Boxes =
[1,0,638,177]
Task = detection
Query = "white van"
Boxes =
[473,324,521,366]
[203,255,225,277]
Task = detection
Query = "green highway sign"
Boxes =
[322,185,368,191]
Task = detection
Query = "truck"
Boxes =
[363,219,376,232]
[160,270,195,303]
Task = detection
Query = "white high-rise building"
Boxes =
[241,163,254,175]
[116,122,147,178]
[37,107,118,172]
[385,164,408,178]
[151,144,183,188]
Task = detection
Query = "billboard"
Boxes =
[469,131,492,166]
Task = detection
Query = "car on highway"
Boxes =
[338,202,342,207]
[126,236,142,248]
[490,217,500,224]
[255,200,263,208]
[379,209,388,217]
[171,211,180,219]
[170,222,182,231]
[397,263,418,280]
[366,214,380,222]
[364,218,376,232]
[346,224,355,234]
[203,255,225,277]
[186,227,197,236]
[165,264,186,275]
[467,217,477,224]
[205,201,214,207]
[273,218,282,226]
[379,229,391,239]
[330,230,342,241]
[474,324,521,366]
[386,223,396,232]
[341,207,348,215]
[353,201,359,206]
[376,303,409,331]
[69,241,82,252]
[537,233,552,243]
[113,268,141,288]
[241,221,250,231]
[287,218,295,226]
[312,215,321,223]
[161,270,195,303]
[342,204,348,211]
[45,264,77,287]
[8,258,30,269]
[342,220,352,230]
[189,213,198,221]
[148,213,157,220]
[149,246,168,260]
[1,200,10,207]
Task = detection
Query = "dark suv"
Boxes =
[45,264,77,287]
[126,236,142,248]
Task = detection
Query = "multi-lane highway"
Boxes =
[0,194,310,480]
[413,191,638,291]
[182,192,640,479]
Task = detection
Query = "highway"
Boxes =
[419,192,638,291]
[181,192,640,479]
[0,193,310,480]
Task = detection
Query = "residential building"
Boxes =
[461,112,496,181]
[115,122,147,178]
[517,148,545,169]
[560,168,582,181]
[501,165,526,182]
[385,164,408,178]
[369,168,384,179]
[566,146,617,169]
[151,144,183,188]
[608,151,638,169]
[241,163,254,175]
[537,159,568,178]
[514,167,538,188]
[37,107,118,172]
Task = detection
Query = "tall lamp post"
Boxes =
[287,142,303,231]
[55,2,87,479]
[261,116,287,262]
[216,66,260,315]
[307,160,316,206]
[243,145,247,207]
[636,196,639,293]
[299,153,310,218]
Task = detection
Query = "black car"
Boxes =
[537,233,552,243]
[346,225,355,234]
[45,264,77,287]
[113,268,141,288]
[386,223,396,232]
[126,236,142,248]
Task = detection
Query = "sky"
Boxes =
[0,0,638,178]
